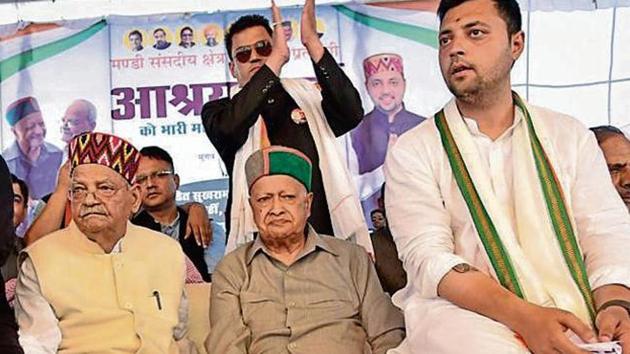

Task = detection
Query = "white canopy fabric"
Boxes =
[0,0,629,25]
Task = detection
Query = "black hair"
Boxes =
[590,125,626,144]
[139,146,175,171]
[224,14,273,60]
[437,0,522,37]
[153,28,166,36]
[370,209,385,217]
[180,26,193,36]
[129,30,143,40]
[10,173,28,205]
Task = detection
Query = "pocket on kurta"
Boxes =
[305,297,357,323]
[240,291,284,332]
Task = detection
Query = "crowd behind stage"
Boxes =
[0,0,629,353]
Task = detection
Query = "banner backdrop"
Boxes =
[2,4,623,238]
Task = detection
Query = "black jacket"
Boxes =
[132,207,210,282]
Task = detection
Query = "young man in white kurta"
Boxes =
[385,0,630,352]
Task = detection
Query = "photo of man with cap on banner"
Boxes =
[2,96,63,200]
[351,53,425,224]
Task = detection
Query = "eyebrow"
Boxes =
[439,20,489,35]
[608,163,628,168]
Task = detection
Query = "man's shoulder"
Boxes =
[393,114,439,148]
[401,108,427,122]
[528,104,591,140]
[2,141,20,161]
[128,223,180,248]
[317,234,370,259]
[213,240,254,276]
[23,227,72,255]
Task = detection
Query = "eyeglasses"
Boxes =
[233,40,272,63]
[134,170,174,186]
[70,184,123,202]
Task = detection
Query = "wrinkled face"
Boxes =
[129,33,142,49]
[135,157,178,210]
[12,113,46,151]
[600,134,630,209]
[181,29,194,45]
[229,26,273,87]
[438,0,523,103]
[371,211,386,230]
[12,183,26,228]
[61,102,95,143]
[249,175,312,242]
[70,164,140,238]
[154,30,167,45]
[366,70,406,114]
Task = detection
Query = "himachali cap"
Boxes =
[5,96,42,127]
[363,53,404,80]
[69,132,141,184]
[245,146,313,192]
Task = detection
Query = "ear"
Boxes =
[511,30,525,62]
[229,61,237,79]
[174,173,180,189]
[305,192,313,218]
[129,184,143,214]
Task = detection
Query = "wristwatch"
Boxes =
[597,299,630,316]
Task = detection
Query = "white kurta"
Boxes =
[384,101,630,353]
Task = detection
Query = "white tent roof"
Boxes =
[1,0,629,25]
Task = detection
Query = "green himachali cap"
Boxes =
[245,146,313,192]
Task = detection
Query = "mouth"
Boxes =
[146,191,161,199]
[249,65,262,74]
[267,219,290,226]
[81,211,106,218]
[450,63,474,78]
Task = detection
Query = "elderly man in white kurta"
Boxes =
[15,132,190,354]
[385,0,630,353]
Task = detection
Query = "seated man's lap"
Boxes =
[402,296,530,354]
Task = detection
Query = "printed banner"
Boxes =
[0,5,459,238]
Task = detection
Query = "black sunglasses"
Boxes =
[233,40,272,63]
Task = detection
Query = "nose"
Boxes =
[620,168,630,189]
[33,124,44,135]
[82,190,99,206]
[446,35,466,59]
[269,196,285,215]
[249,49,263,63]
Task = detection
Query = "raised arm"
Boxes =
[24,161,70,246]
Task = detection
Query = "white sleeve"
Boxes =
[571,130,630,289]
[14,256,61,354]
[384,131,468,299]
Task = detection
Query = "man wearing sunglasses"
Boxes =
[202,0,372,256]
[131,146,211,281]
